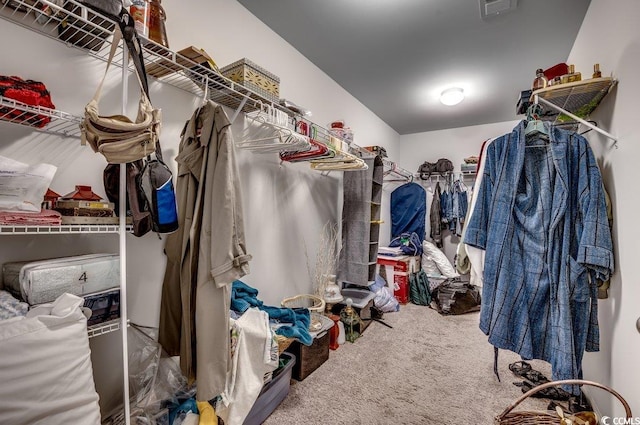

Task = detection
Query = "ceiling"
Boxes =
[237,0,591,135]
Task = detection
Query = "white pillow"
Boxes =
[422,240,460,278]
[0,293,101,425]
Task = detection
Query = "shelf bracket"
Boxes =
[230,96,249,124]
[535,95,618,148]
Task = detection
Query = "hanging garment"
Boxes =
[158,101,252,401]
[429,182,443,247]
[461,137,496,287]
[391,182,426,240]
[464,121,613,392]
[452,180,468,236]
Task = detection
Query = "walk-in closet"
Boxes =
[0,0,638,423]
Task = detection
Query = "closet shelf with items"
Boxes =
[0,96,82,137]
[414,170,476,183]
[0,0,290,120]
[530,76,618,145]
[1,0,373,173]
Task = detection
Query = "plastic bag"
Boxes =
[127,323,191,424]
[370,274,399,313]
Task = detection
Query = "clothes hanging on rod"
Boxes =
[463,120,614,394]
[442,179,468,237]
[159,101,253,402]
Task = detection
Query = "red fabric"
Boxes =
[0,76,55,128]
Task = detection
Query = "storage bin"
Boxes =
[220,58,280,103]
[83,288,120,326]
[243,352,296,425]
[285,331,330,381]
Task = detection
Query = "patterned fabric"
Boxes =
[0,290,28,321]
[464,121,614,393]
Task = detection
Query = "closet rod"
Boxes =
[535,95,618,148]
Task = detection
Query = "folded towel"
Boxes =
[231,280,263,313]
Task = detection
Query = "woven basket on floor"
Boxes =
[495,379,632,425]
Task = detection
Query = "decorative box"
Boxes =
[220,58,280,103]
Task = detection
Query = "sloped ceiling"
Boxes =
[237,0,591,134]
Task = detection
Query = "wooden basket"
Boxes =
[495,379,632,425]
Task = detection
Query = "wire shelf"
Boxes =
[532,77,617,121]
[88,318,120,338]
[0,224,131,234]
[0,0,290,116]
[0,96,82,137]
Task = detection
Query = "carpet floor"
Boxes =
[264,303,554,425]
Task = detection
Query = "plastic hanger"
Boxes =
[524,104,549,139]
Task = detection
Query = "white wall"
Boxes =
[0,0,399,414]
[397,120,519,261]
[566,0,640,416]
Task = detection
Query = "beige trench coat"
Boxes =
[159,101,251,401]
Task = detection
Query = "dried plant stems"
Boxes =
[305,221,342,297]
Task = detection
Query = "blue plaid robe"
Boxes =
[464,121,614,391]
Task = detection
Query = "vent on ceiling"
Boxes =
[479,0,518,19]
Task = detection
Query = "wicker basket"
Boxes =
[275,334,294,355]
[495,379,632,425]
[281,294,326,332]
[281,294,326,313]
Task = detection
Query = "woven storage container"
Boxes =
[285,331,330,381]
[220,58,280,103]
[496,379,631,425]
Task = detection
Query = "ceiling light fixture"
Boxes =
[440,87,465,106]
